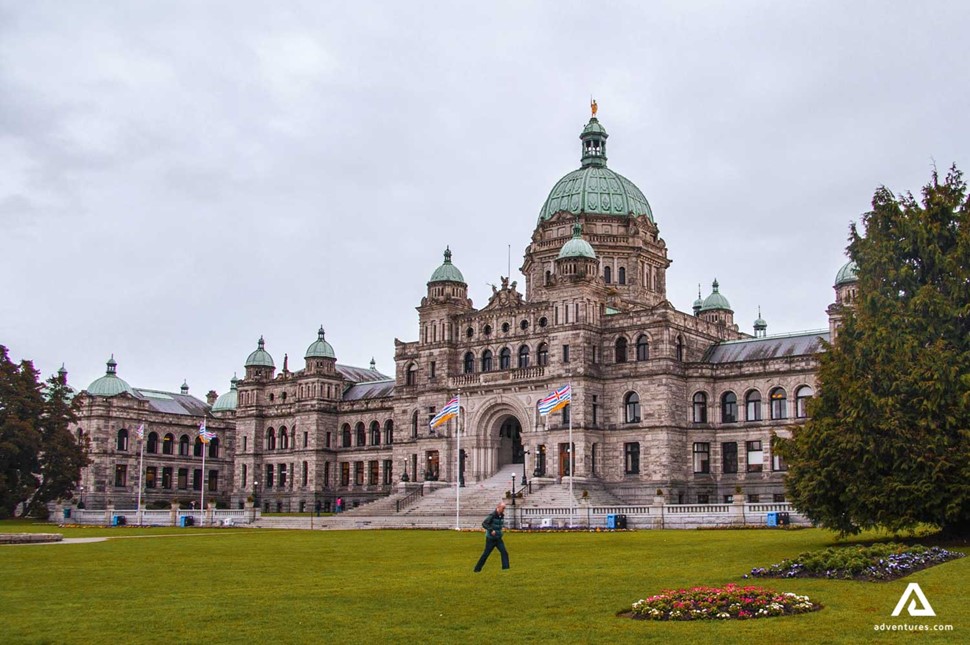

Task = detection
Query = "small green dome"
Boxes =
[538,116,654,223]
[835,260,859,286]
[211,375,239,413]
[429,247,465,283]
[699,279,732,312]
[754,306,767,330]
[245,336,275,368]
[86,355,134,397]
[692,284,703,313]
[305,326,336,359]
[557,220,596,259]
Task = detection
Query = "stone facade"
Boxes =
[70,112,855,515]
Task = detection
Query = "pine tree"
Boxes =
[780,166,970,536]
[0,346,44,518]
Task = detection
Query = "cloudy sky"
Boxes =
[2,1,968,398]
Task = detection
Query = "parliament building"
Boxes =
[69,109,859,513]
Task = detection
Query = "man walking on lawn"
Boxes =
[474,501,509,572]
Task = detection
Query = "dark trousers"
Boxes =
[474,537,509,571]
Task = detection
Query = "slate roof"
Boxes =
[336,363,394,401]
[336,364,391,383]
[134,389,210,416]
[702,330,829,364]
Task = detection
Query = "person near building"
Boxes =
[474,501,509,572]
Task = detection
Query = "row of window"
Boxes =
[340,420,394,448]
[690,386,814,424]
[620,440,785,475]
[115,464,219,491]
[338,460,395,487]
[109,429,221,458]
[263,426,312,451]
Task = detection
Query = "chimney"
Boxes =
[206,390,218,406]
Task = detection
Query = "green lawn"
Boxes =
[1,522,966,644]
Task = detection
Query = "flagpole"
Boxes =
[137,425,145,526]
[200,418,206,526]
[568,381,573,529]
[456,390,461,531]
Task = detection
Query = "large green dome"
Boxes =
[86,356,134,397]
[211,376,238,413]
[245,336,275,368]
[429,247,465,283]
[305,326,336,359]
[835,260,858,286]
[699,279,732,312]
[538,116,654,223]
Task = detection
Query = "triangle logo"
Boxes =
[891,582,936,617]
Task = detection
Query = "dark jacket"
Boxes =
[482,510,505,540]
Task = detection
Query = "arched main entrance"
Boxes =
[498,416,524,467]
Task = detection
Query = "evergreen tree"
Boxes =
[780,166,970,536]
[0,346,44,518]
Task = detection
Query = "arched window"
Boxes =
[795,385,814,418]
[384,419,394,445]
[635,335,649,361]
[604,266,612,284]
[624,392,641,423]
[615,337,628,363]
[770,387,788,420]
[116,428,129,451]
[356,422,366,446]
[279,427,288,450]
[147,432,159,454]
[342,424,352,447]
[179,434,190,456]
[618,267,626,285]
[194,436,204,457]
[406,364,417,386]
[537,343,548,366]
[163,433,174,455]
[463,352,475,374]
[676,335,685,361]
[266,429,276,451]
[721,391,738,423]
[481,349,493,372]
[499,347,511,370]
[209,437,220,458]
[411,411,419,438]
[745,390,762,421]
[370,421,381,445]
[517,345,530,368]
[692,392,708,423]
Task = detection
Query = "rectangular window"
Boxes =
[692,442,710,474]
[772,452,788,472]
[592,346,599,364]
[591,394,598,425]
[354,461,364,486]
[208,470,218,492]
[383,459,393,485]
[279,464,287,488]
[242,464,247,489]
[562,345,570,363]
[697,494,709,504]
[773,493,786,503]
[145,466,157,489]
[340,462,349,486]
[114,464,128,487]
[561,405,570,425]
[326,432,332,448]
[303,432,308,448]
[324,462,330,488]
[748,493,760,503]
[162,467,173,489]
[746,440,764,473]
[178,468,188,490]
[723,494,734,504]
[243,435,247,451]
[266,464,274,488]
[193,469,202,491]
[302,461,308,486]
[722,442,738,474]
[624,442,640,475]
[430,361,436,378]
[369,460,379,486]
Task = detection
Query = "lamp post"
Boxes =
[252,479,259,521]
[78,484,84,509]
[522,450,529,490]
[511,473,516,529]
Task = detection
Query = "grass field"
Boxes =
[1,522,966,644]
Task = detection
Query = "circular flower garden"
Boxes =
[629,583,821,621]
[745,542,965,581]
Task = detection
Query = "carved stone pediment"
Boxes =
[483,276,524,310]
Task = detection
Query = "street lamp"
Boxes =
[511,474,517,529]
[522,450,529,488]
[78,484,84,509]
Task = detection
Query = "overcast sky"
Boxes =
[2,1,968,399]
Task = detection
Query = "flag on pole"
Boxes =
[134,423,145,439]
[429,396,459,429]
[538,384,571,416]
[198,419,216,444]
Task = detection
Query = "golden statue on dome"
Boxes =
[590,98,598,116]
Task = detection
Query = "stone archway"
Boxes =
[497,416,524,467]
[468,401,530,481]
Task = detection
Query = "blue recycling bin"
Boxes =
[63,508,71,519]
[766,512,779,527]
[606,514,617,529]
[180,516,195,527]
[112,515,126,526]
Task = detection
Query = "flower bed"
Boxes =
[746,543,965,581]
[629,583,821,620]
